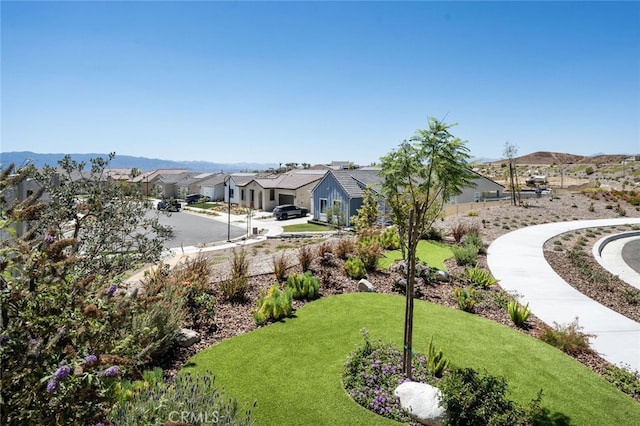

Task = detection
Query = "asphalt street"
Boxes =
[153,208,246,249]
[622,239,640,275]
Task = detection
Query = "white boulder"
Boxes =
[394,381,446,426]
[176,328,200,347]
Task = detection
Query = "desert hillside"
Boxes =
[477,151,639,191]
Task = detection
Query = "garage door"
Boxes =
[278,194,294,205]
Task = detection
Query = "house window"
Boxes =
[319,198,328,213]
[229,188,234,199]
[241,189,245,201]
[270,189,275,201]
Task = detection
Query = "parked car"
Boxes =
[185,194,202,204]
[272,204,308,220]
[157,199,181,212]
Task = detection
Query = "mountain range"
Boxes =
[0,151,279,173]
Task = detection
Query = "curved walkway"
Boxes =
[487,218,640,372]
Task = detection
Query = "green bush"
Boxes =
[452,244,478,266]
[109,370,252,425]
[462,230,483,252]
[379,226,400,249]
[439,367,542,426]
[253,285,293,325]
[422,226,444,242]
[426,337,449,378]
[539,318,594,355]
[465,264,498,288]
[220,249,250,301]
[286,271,320,300]
[603,364,640,399]
[344,257,367,279]
[453,287,478,312]
[507,300,531,328]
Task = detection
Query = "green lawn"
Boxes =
[182,293,639,425]
[379,240,454,270]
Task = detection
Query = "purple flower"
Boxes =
[0,335,9,346]
[56,327,65,336]
[95,423,106,426]
[54,365,71,381]
[44,234,55,244]
[100,365,120,377]
[84,354,98,367]
[46,380,60,393]
[105,284,117,296]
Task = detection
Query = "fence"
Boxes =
[443,199,511,216]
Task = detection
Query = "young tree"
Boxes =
[351,187,381,233]
[379,117,473,378]
[504,142,520,206]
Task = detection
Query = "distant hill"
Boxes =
[0,151,278,173]
[484,151,630,165]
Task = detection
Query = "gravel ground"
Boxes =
[154,192,640,392]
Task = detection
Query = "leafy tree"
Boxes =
[379,117,473,378]
[31,153,172,279]
[351,187,381,232]
[0,155,177,424]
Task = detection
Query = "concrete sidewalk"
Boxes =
[487,218,640,372]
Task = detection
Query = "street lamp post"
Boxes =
[224,175,231,242]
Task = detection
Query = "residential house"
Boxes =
[449,170,504,203]
[310,169,385,227]
[131,169,188,197]
[198,173,227,201]
[310,169,505,227]
[174,172,219,199]
[225,173,259,205]
[241,170,327,211]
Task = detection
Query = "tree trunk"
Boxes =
[402,210,415,379]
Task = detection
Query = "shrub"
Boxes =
[343,329,432,423]
[220,249,250,301]
[450,222,469,243]
[466,210,478,217]
[379,226,400,250]
[286,271,320,300]
[462,230,484,253]
[426,337,449,378]
[603,364,640,398]
[453,287,478,312]
[507,300,531,328]
[539,318,594,355]
[297,244,314,272]
[172,255,215,329]
[253,285,293,325]
[422,226,444,241]
[465,264,498,288]
[272,251,290,282]
[335,237,356,260]
[355,238,383,271]
[108,370,252,425]
[344,257,366,279]
[316,240,333,258]
[439,367,542,426]
[452,244,478,266]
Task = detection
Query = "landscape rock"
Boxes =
[394,381,446,426]
[176,328,200,347]
[434,270,450,282]
[358,279,376,292]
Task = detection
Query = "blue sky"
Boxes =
[2,1,639,166]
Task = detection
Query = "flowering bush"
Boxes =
[343,329,434,423]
